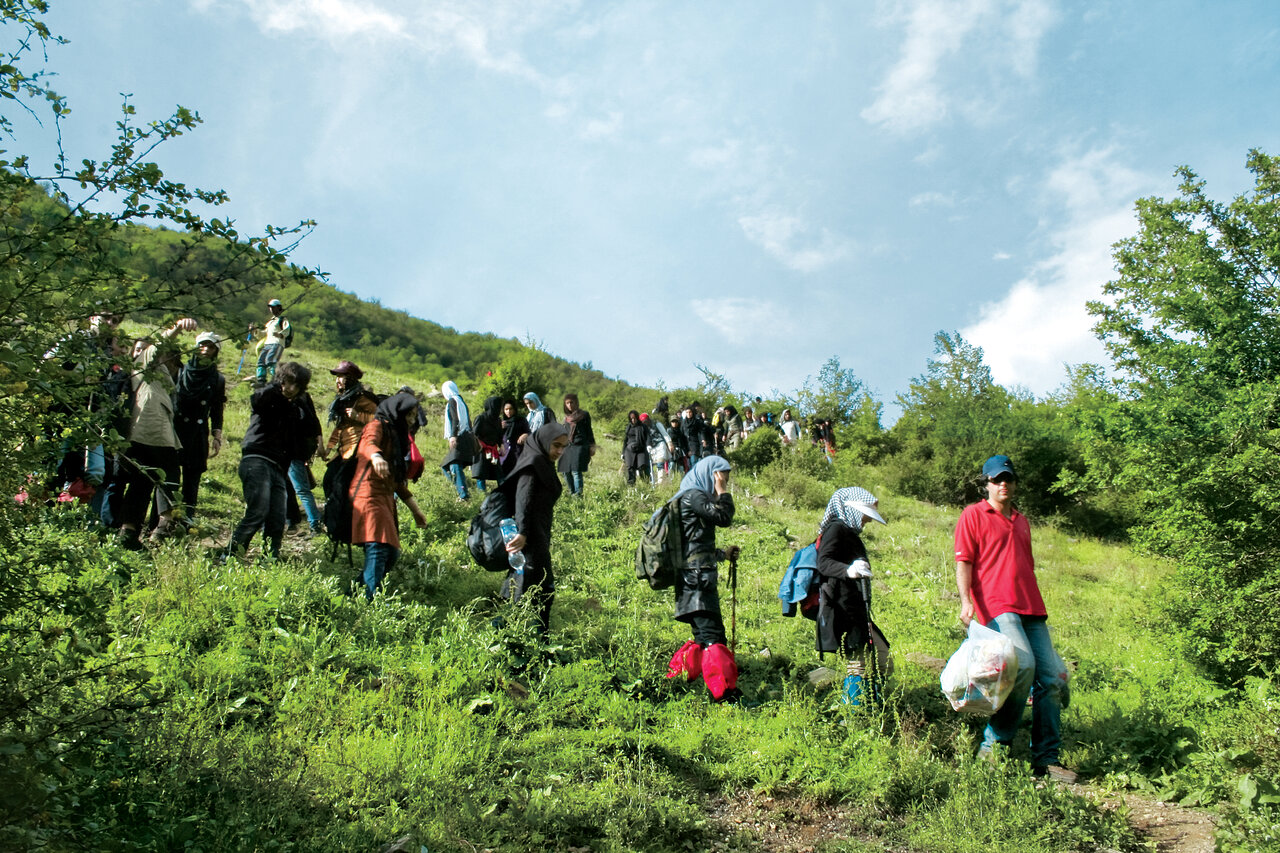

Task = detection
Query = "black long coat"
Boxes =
[557,411,596,474]
[673,489,735,621]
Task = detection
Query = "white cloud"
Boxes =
[909,190,955,208]
[691,297,798,341]
[581,110,623,140]
[861,0,1058,134]
[737,210,849,273]
[961,148,1153,393]
[992,250,1012,261]
[214,0,407,39]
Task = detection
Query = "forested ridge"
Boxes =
[2,3,1278,851]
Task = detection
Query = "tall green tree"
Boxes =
[0,3,317,837]
[1085,149,1280,683]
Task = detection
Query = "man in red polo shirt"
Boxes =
[955,454,1075,783]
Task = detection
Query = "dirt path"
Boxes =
[705,784,1218,852]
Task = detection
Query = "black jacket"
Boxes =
[816,521,872,653]
[241,384,305,470]
[624,422,650,454]
[674,488,735,620]
[505,451,562,569]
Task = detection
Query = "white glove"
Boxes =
[846,559,872,579]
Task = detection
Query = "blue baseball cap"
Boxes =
[982,455,1017,480]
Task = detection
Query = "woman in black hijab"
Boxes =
[499,422,570,637]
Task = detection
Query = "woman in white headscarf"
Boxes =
[439,380,476,500]
[816,486,888,706]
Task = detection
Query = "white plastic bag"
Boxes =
[940,621,1017,716]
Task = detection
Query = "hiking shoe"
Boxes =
[117,529,146,551]
[1033,764,1078,784]
[309,521,325,536]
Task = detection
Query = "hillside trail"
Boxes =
[706,782,1217,852]
[705,655,1218,852]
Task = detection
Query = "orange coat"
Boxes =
[349,420,412,548]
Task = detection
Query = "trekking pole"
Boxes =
[235,323,254,376]
[729,551,739,654]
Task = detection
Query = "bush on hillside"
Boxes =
[728,427,781,473]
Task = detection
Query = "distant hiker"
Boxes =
[254,298,292,384]
[522,391,555,436]
[623,410,651,486]
[173,331,227,526]
[284,385,324,535]
[644,413,673,484]
[741,407,756,436]
[349,391,429,599]
[956,455,1075,783]
[500,398,530,477]
[780,409,800,446]
[653,395,670,421]
[471,395,505,492]
[665,455,742,703]
[667,416,689,473]
[558,393,596,497]
[723,405,744,451]
[440,380,476,501]
[816,487,888,705]
[679,406,706,467]
[497,422,571,637]
[225,361,312,561]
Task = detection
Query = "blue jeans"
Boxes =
[981,613,1068,767]
[444,463,469,500]
[256,343,282,382]
[563,470,584,496]
[361,542,399,600]
[228,455,286,558]
[288,460,321,525]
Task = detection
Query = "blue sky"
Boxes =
[30,0,1280,413]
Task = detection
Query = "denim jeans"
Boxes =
[445,463,469,500]
[563,470,584,496]
[255,343,282,382]
[228,455,286,558]
[288,460,321,525]
[981,613,1068,767]
[361,542,399,600]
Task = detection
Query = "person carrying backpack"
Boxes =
[665,455,742,703]
[498,422,570,637]
[173,331,226,527]
[255,298,292,384]
[623,410,651,486]
[349,390,429,599]
[815,486,888,706]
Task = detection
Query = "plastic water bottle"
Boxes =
[498,517,525,573]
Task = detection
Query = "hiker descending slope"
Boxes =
[499,422,571,637]
[665,455,742,703]
[816,487,888,705]
[349,391,429,600]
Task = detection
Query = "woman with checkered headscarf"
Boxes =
[816,487,888,706]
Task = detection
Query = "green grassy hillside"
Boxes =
[7,330,1278,853]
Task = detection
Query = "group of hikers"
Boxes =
[40,299,1076,784]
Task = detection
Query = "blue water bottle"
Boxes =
[498,517,525,573]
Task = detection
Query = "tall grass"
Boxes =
[5,403,1277,851]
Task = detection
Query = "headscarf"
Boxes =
[676,455,731,498]
[328,378,368,424]
[375,390,423,483]
[506,422,570,492]
[442,380,470,438]
[818,486,887,536]
[174,349,220,409]
[562,392,585,425]
[473,394,504,444]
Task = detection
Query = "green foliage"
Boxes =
[793,355,876,425]
[727,424,781,472]
[478,345,552,404]
[1085,149,1280,684]
[886,331,1087,521]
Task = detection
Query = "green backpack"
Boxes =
[635,495,685,590]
